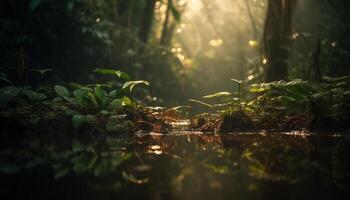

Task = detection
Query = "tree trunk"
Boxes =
[313,39,322,83]
[245,0,258,39]
[159,0,171,46]
[139,0,156,44]
[263,0,297,82]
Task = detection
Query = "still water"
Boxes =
[0,131,349,200]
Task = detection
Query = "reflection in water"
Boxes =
[0,132,349,200]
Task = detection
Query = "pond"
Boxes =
[0,131,349,200]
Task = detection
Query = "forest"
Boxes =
[0,0,349,200]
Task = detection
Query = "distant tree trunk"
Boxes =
[139,0,156,44]
[313,39,322,83]
[263,0,297,82]
[126,0,134,29]
[111,0,118,22]
[159,0,171,46]
[163,23,176,46]
[245,0,258,39]
[15,48,29,86]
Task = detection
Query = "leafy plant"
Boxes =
[93,68,130,80]
[189,80,243,114]
[308,75,350,130]
[31,68,53,76]
[0,86,47,105]
[203,92,232,99]
[189,99,213,108]
[50,69,150,130]
[189,77,350,132]
[0,86,20,105]
[72,114,96,129]
[231,79,243,109]
[54,84,134,111]
[122,80,150,92]
[0,72,12,84]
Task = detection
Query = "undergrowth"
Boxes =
[0,68,184,148]
[1,68,350,136]
[189,76,350,133]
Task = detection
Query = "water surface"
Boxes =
[0,131,349,200]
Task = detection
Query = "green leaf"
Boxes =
[83,92,98,107]
[94,86,109,107]
[109,99,123,109]
[22,90,47,101]
[54,168,69,179]
[30,0,43,11]
[72,114,87,129]
[249,83,270,93]
[73,89,88,97]
[169,106,191,111]
[213,101,235,108]
[323,75,350,83]
[67,82,89,90]
[121,96,132,107]
[70,98,83,108]
[93,68,130,80]
[230,79,243,84]
[106,115,127,132]
[87,154,97,169]
[0,163,20,174]
[122,171,149,184]
[122,80,150,92]
[86,84,111,88]
[189,99,213,108]
[336,81,350,87]
[86,114,97,124]
[65,109,79,116]
[119,72,130,80]
[279,96,296,106]
[109,89,125,97]
[54,85,70,98]
[111,156,125,167]
[203,92,232,99]
[72,139,85,152]
[106,136,123,149]
[344,90,350,97]
[101,110,110,115]
[31,68,53,75]
[204,164,229,174]
[71,89,87,106]
[28,116,40,125]
[106,115,121,132]
[67,2,74,11]
[0,86,20,104]
[0,74,12,84]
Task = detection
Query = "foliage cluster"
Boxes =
[0,0,188,104]
[189,76,350,133]
[0,68,176,145]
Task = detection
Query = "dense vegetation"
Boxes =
[1,0,350,199]
[189,76,350,132]
[1,0,350,133]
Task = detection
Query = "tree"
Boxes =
[139,0,157,44]
[159,0,171,46]
[159,0,180,47]
[263,0,297,82]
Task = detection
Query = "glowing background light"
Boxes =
[167,0,268,94]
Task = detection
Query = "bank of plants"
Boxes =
[189,76,350,133]
[0,68,179,148]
